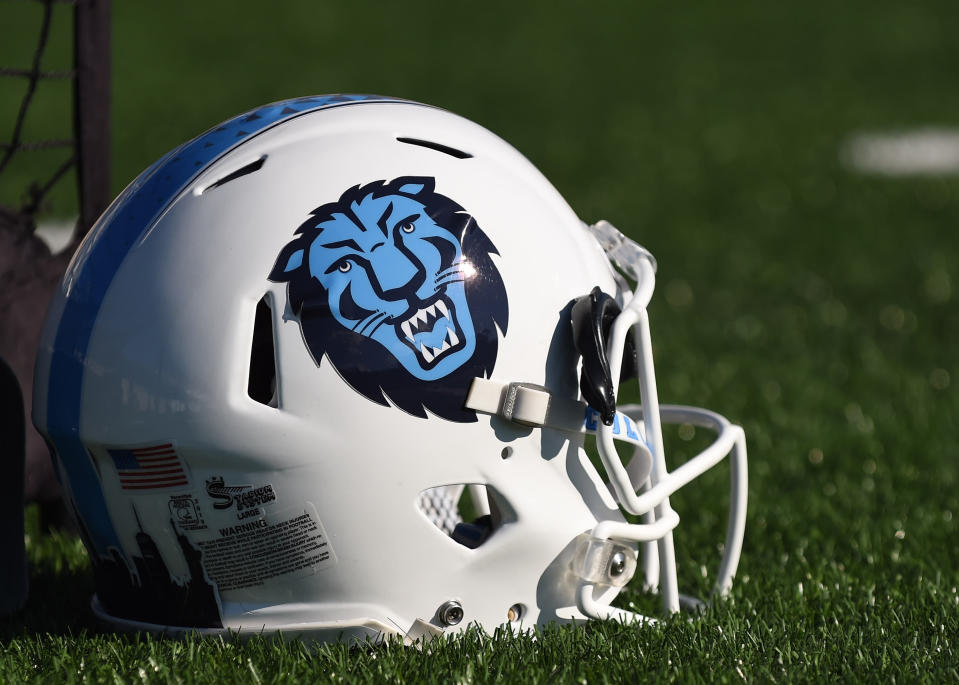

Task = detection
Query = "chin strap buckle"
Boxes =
[465,378,587,431]
[500,382,551,426]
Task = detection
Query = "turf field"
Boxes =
[3,0,959,681]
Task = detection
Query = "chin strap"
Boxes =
[464,378,654,487]
[570,287,638,426]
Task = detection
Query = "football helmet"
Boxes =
[33,95,746,643]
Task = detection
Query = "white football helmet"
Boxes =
[33,95,746,643]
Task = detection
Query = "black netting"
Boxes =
[0,0,78,228]
[1,0,108,516]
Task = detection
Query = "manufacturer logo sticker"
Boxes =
[205,476,277,520]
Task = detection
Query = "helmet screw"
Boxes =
[438,600,464,626]
[610,551,627,577]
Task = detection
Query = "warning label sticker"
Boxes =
[196,503,335,591]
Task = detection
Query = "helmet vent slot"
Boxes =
[247,296,277,407]
[202,155,266,193]
[396,137,472,159]
[417,484,514,549]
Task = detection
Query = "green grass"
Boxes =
[3,0,959,681]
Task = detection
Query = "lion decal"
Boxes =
[270,176,508,421]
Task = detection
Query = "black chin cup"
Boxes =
[570,287,638,426]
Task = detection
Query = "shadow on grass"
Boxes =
[0,560,99,640]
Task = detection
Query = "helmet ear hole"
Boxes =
[417,484,514,549]
[247,296,277,407]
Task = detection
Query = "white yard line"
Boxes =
[34,218,77,254]
[841,128,959,176]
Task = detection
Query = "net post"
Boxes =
[73,0,111,239]
[0,355,28,616]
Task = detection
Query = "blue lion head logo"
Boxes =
[270,176,508,421]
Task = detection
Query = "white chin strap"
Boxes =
[465,220,748,624]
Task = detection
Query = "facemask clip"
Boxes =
[571,535,638,589]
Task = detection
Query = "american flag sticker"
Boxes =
[107,443,189,491]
